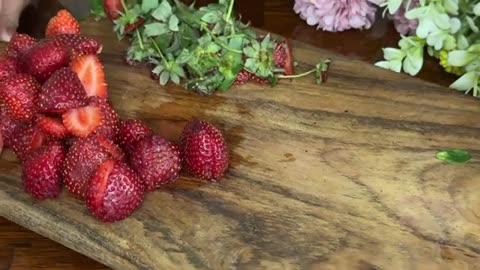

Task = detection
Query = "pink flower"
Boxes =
[293,0,378,32]
[389,0,419,35]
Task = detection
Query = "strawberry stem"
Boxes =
[136,30,144,50]
[277,59,331,84]
[200,23,242,54]
[150,37,169,68]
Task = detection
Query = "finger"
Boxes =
[0,0,30,41]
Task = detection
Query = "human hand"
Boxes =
[0,0,31,42]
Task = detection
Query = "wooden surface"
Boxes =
[2,17,480,270]
[2,1,479,269]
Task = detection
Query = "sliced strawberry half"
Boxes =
[71,55,108,98]
[62,105,102,138]
[45,9,81,37]
[274,40,294,75]
[11,124,48,162]
[37,115,68,139]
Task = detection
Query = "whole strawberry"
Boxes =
[22,141,66,200]
[117,119,152,153]
[63,135,124,199]
[45,9,81,37]
[20,40,70,82]
[4,33,37,58]
[274,40,294,75]
[129,135,181,191]
[86,159,144,222]
[180,118,229,181]
[49,34,103,55]
[0,56,19,80]
[89,97,120,141]
[0,108,26,147]
[0,73,40,121]
[38,67,88,113]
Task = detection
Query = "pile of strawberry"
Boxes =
[0,10,229,223]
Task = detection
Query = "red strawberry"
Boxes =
[4,33,37,58]
[103,0,123,21]
[48,34,103,55]
[63,135,124,199]
[62,105,102,138]
[88,97,120,140]
[86,159,144,222]
[22,141,65,200]
[274,40,294,75]
[0,109,26,147]
[20,41,70,82]
[180,118,229,181]
[11,124,48,162]
[0,74,40,121]
[233,70,251,85]
[37,115,68,138]
[45,9,81,37]
[71,55,108,98]
[0,56,19,80]
[118,119,152,153]
[38,67,88,113]
[129,135,181,191]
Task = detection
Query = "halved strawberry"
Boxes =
[274,40,294,75]
[37,115,68,138]
[62,105,102,138]
[45,9,81,37]
[11,124,48,162]
[103,0,123,21]
[71,55,108,98]
[38,67,88,113]
[86,159,144,222]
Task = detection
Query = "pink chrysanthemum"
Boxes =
[389,0,419,35]
[293,0,378,32]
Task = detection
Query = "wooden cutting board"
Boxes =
[1,19,480,270]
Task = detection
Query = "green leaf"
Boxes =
[142,0,158,13]
[160,71,170,85]
[387,0,403,15]
[229,36,244,50]
[169,15,180,31]
[152,1,172,21]
[433,13,450,30]
[457,34,469,50]
[436,149,471,164]
[152,64,165,75]
[450,71,478,91]
[201,11,220,24]
[173,65,186,77]
[176,49,191,64]
[144,22,170,36]
[90,0,106,18]
[375,61,390,69]
[383,48,405,61]
[243,47,257,58]
[261,34,272,50]
[245,58,258,72]
[474,3,480,16]
[466,16,479,33]
[448,50,475,67]
[170,73,180,84]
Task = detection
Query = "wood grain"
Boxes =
[2,18,480,270]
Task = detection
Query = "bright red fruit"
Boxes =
[37,115,68,138]
[0,56,19,80]
[274,40,294,75]
[117,119,152,153]
[22,141,65,200]
[11,124,48,162]
[129,135,181,191]
[86,159,144,222]
[4,33,37,58]
[38,67,88,113]
[103,0,123,21]
[48,34,103,55]
[0,74,40,121]
[63,135,124,199]
[89,97,120,141]
[71,54,108,98]
[180,118,229,181]
[20,41,70,82]
[45,9,81,37]
[62,105,102,138]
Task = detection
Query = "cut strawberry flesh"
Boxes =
[38,115,68,138]
[62,105,102,137]
[92,159,115,206]
[71,55,108,98]
[96,135,124,160]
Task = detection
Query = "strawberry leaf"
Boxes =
[169,15,180,31]
[142,0,159,13]
[152,1,172,21]
[144,22,169,36]
[436,149,472,164]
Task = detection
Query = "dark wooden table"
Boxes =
[0,0,464,269]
